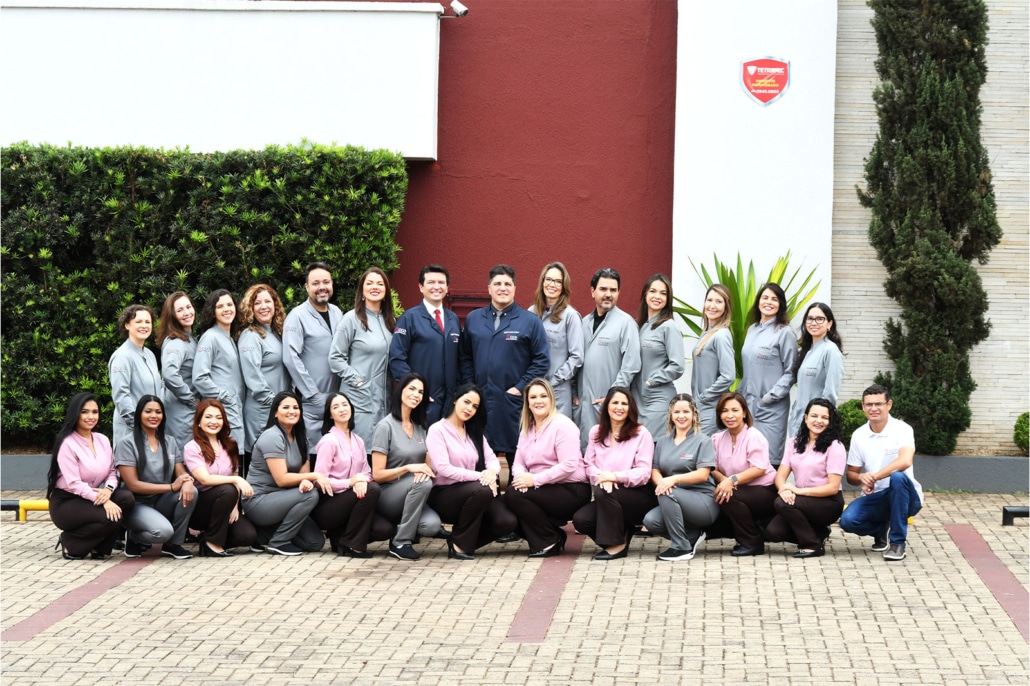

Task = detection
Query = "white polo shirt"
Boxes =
[847,415,924,506]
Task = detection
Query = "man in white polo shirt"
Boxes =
[840,384,923,561]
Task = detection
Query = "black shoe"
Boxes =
[872,533,889,552]
[593,545,629,561]
[730,543,765,557]
[435,527,452,539]
[793,547,825,559]
[161,543,193,560]
[198,540,233,558]
[56,536,85,560]
[657,547,695,561]
[494,532,521,544]
[249,544,266,554]
[112,533,125,551]
[266,543,303,556]
[90,551,112,561]
[389,543,421,561]
[446,539,475,561]
[124,538,147,558]
[329,539,340,555]
[339,546,373,559]
[184,532,199,544]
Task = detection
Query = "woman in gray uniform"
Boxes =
[156,292,198,450]
[529,262,584,419]
[691,284,736,436]
[787,302,844,439]
[115,395,197,559]
[632,274,685,439]
[238,284,291,464]
[244,391,327,555]
[329,267,395,451]
[109,304,162,447]
[371,372,446,561]
[192,290,246,453]
[739,283,797,466]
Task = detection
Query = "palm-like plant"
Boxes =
[673,252,820,384]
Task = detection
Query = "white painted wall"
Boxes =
[0,0,443,159]
[672,1,838,326]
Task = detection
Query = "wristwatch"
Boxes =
[729,475,739,485]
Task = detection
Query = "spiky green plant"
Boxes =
[673,251,819,384]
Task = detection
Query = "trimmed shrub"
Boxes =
[858,1,1002,455]
[1,142,407,446]
[838,399,866,451]
[1015,413,1029,456]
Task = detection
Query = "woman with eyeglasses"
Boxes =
[739,283,797,466]
[787,303,844,440]
[529,262,584,420]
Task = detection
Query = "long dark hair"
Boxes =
[748,282,790,328]
[391,372,428,429]
[792,398,844,455]
[793,302,844,376]
[595,386,641,445]
[156,291,194,347]
[199,289,237,335]
[47,392,100,498]
[321,392,357,436]
[264,390,308,457]
[132,395,171,483]
[715,392,754,430]
[192,398,238,471]
[444,383,488,467]
[353,267,397,332]
[636,273,674,329]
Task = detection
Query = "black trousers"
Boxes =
[188,483,257,549]
[310,482,393,551]
[572,485,657,549]
[429,481,517,552]
[765,491,844,549]
[49,487,136,557]
[504,482,591,553]
[708,484,777,548]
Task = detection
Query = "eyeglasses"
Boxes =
[806,316,827,324]
[543,277,563,286]
[862,402,888,409]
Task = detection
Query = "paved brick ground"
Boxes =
[1,490,1027,684]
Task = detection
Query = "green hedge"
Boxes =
[1,142,408,446]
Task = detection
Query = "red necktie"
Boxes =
[434,309,444,331]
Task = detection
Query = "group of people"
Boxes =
[46,262,923,563]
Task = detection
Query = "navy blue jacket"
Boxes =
[389,304,461,425]
[458,304,550,454]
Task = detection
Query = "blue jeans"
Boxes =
[840,472,922,544]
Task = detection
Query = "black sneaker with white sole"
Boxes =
[389,543,421,561]
[657,547,695,561]
[124,538,147,558]
[266,543,303,556]
[871,532,889,552]
[161,543,193,559]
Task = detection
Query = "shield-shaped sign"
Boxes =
[741,57,790,106]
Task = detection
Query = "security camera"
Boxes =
[450,1,469,17]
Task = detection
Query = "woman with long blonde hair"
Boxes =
[691,284,735,435]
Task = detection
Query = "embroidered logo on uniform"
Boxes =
[597,337,610,346]
[450,333,460,343]
[679,452,694,460]
[505,331,519,341]
[394,326,407,335]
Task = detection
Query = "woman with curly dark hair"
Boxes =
[193,289,246,452]
[237,284,291,463]
[765,398,846,558]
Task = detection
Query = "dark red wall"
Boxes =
[393,0,677,316]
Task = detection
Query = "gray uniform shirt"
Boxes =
[690,327,736,436]
[370,415,429,469]
[577,306,641,448]
[739,320,797,465]
[239,325,291,453]
[787,338,844,439]
[160,335,197,452]
[108,339,162,448]
[248,426,306,496]
[528,304,585,419]
[192,326,246,452]
[652,431,716,497]
[283,300,344,452]
[114,435,181,505]
[329,309,393,449]
[633,317,686,439]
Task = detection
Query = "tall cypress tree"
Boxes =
[858,0,1002,455]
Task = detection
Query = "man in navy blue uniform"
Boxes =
[389,264,461,425]
[459,265,550,482]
